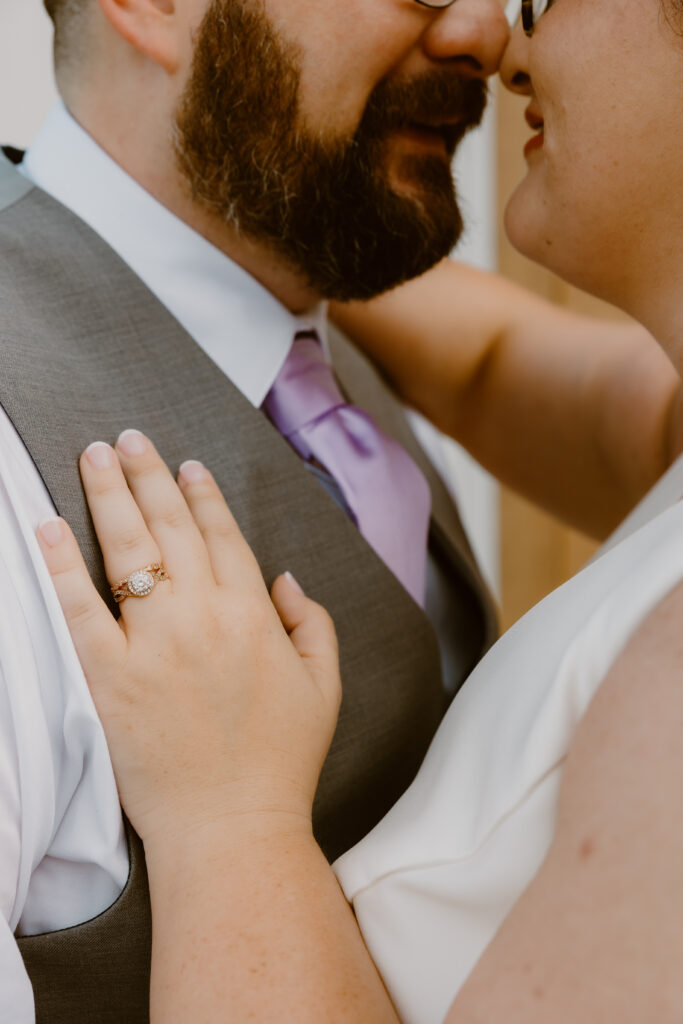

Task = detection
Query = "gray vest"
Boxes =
[0,149,496,1022]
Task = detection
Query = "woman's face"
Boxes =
[500,0,683,309]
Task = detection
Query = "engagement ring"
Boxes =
[111,563,170,603]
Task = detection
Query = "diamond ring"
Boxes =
[111,563,170,603]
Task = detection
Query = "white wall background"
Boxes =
[0,0,58,144]
[0,0,500,597]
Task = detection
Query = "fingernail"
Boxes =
[39,517,64,547]
[178,460,207,484]
[117,429,147,456]
[85,442,114,470]
[284,571,304,596]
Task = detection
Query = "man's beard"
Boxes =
[174,0,487,301]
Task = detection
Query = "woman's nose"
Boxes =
[421,0,511,80]
[499,23,532,95]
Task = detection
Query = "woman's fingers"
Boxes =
[177,460,262,587]
[270,573,341,708]
[113,432,212,584]
[79,441,164,596]
[80,435,213,613]
[37,516,126,680]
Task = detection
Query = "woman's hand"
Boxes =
[37,430,341,848]
[36,431,399,1023]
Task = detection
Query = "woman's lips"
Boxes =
[523,104,545,158]
[523,130,544,158]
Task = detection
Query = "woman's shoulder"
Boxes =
[334,489,683,1022]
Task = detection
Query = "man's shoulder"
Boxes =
[0,157,146,332]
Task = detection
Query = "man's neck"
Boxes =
[171,195,322,315]
[89,135,321,315]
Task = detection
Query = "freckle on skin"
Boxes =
[579,836,595,860]
[533,985,544,1000]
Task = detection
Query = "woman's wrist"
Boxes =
[123,764,318,851]
[142,806,316,875]
[143,810,320,939]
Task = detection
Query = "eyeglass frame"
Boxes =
[517,0,548,35]
[504,0,552,34]
[412,0,547,36]
[411,0,458,8]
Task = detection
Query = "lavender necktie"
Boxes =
[263,333,431,606]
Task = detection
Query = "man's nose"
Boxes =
[499,23,532,96]
[420,0,510,79]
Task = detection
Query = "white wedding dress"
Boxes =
[334,455,683,1024]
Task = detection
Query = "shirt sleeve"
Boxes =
[0,659,37,1024]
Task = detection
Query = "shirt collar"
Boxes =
[20,101,328,408]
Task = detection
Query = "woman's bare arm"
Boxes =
[144,818,398,1023]
[332,260,682,539]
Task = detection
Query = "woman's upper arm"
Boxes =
[446,580,683,1023]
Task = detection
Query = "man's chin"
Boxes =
[385,151,458,215]
[388,125,453,158]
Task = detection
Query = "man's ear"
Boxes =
[96,0,182,73]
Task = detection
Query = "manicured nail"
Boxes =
[39,517,64,547]
[117,429,147,456]
[85,441,114,469]
[284,571,304,596]
[178,460,208,484]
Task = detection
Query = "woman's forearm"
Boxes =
[145,818,400,1023]
[332,259,679,538]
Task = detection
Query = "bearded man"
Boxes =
[0,0,507,1018]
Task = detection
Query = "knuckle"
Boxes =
[65,595,100,631]
[234,592,272,633]
[311,602,336,636]
[127,458,161,482]
[184,476,216,497]
[89,474,124,498]
[151,506,193,533]
[114,528,149,557]
[202,515,237,543]
[48,557,79,583]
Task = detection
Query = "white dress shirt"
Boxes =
[1,100,326,1023]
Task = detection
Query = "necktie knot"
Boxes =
[263,334,345,442]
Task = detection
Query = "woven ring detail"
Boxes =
[111,563,170,603]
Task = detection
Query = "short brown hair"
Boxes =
[43,0,88,67]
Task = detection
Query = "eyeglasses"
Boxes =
[411,0,458,8]
[504,0,553,34]
[413,0,549,33]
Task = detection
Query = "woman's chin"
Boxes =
[502,179,548,264]
[503,187,619,311]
